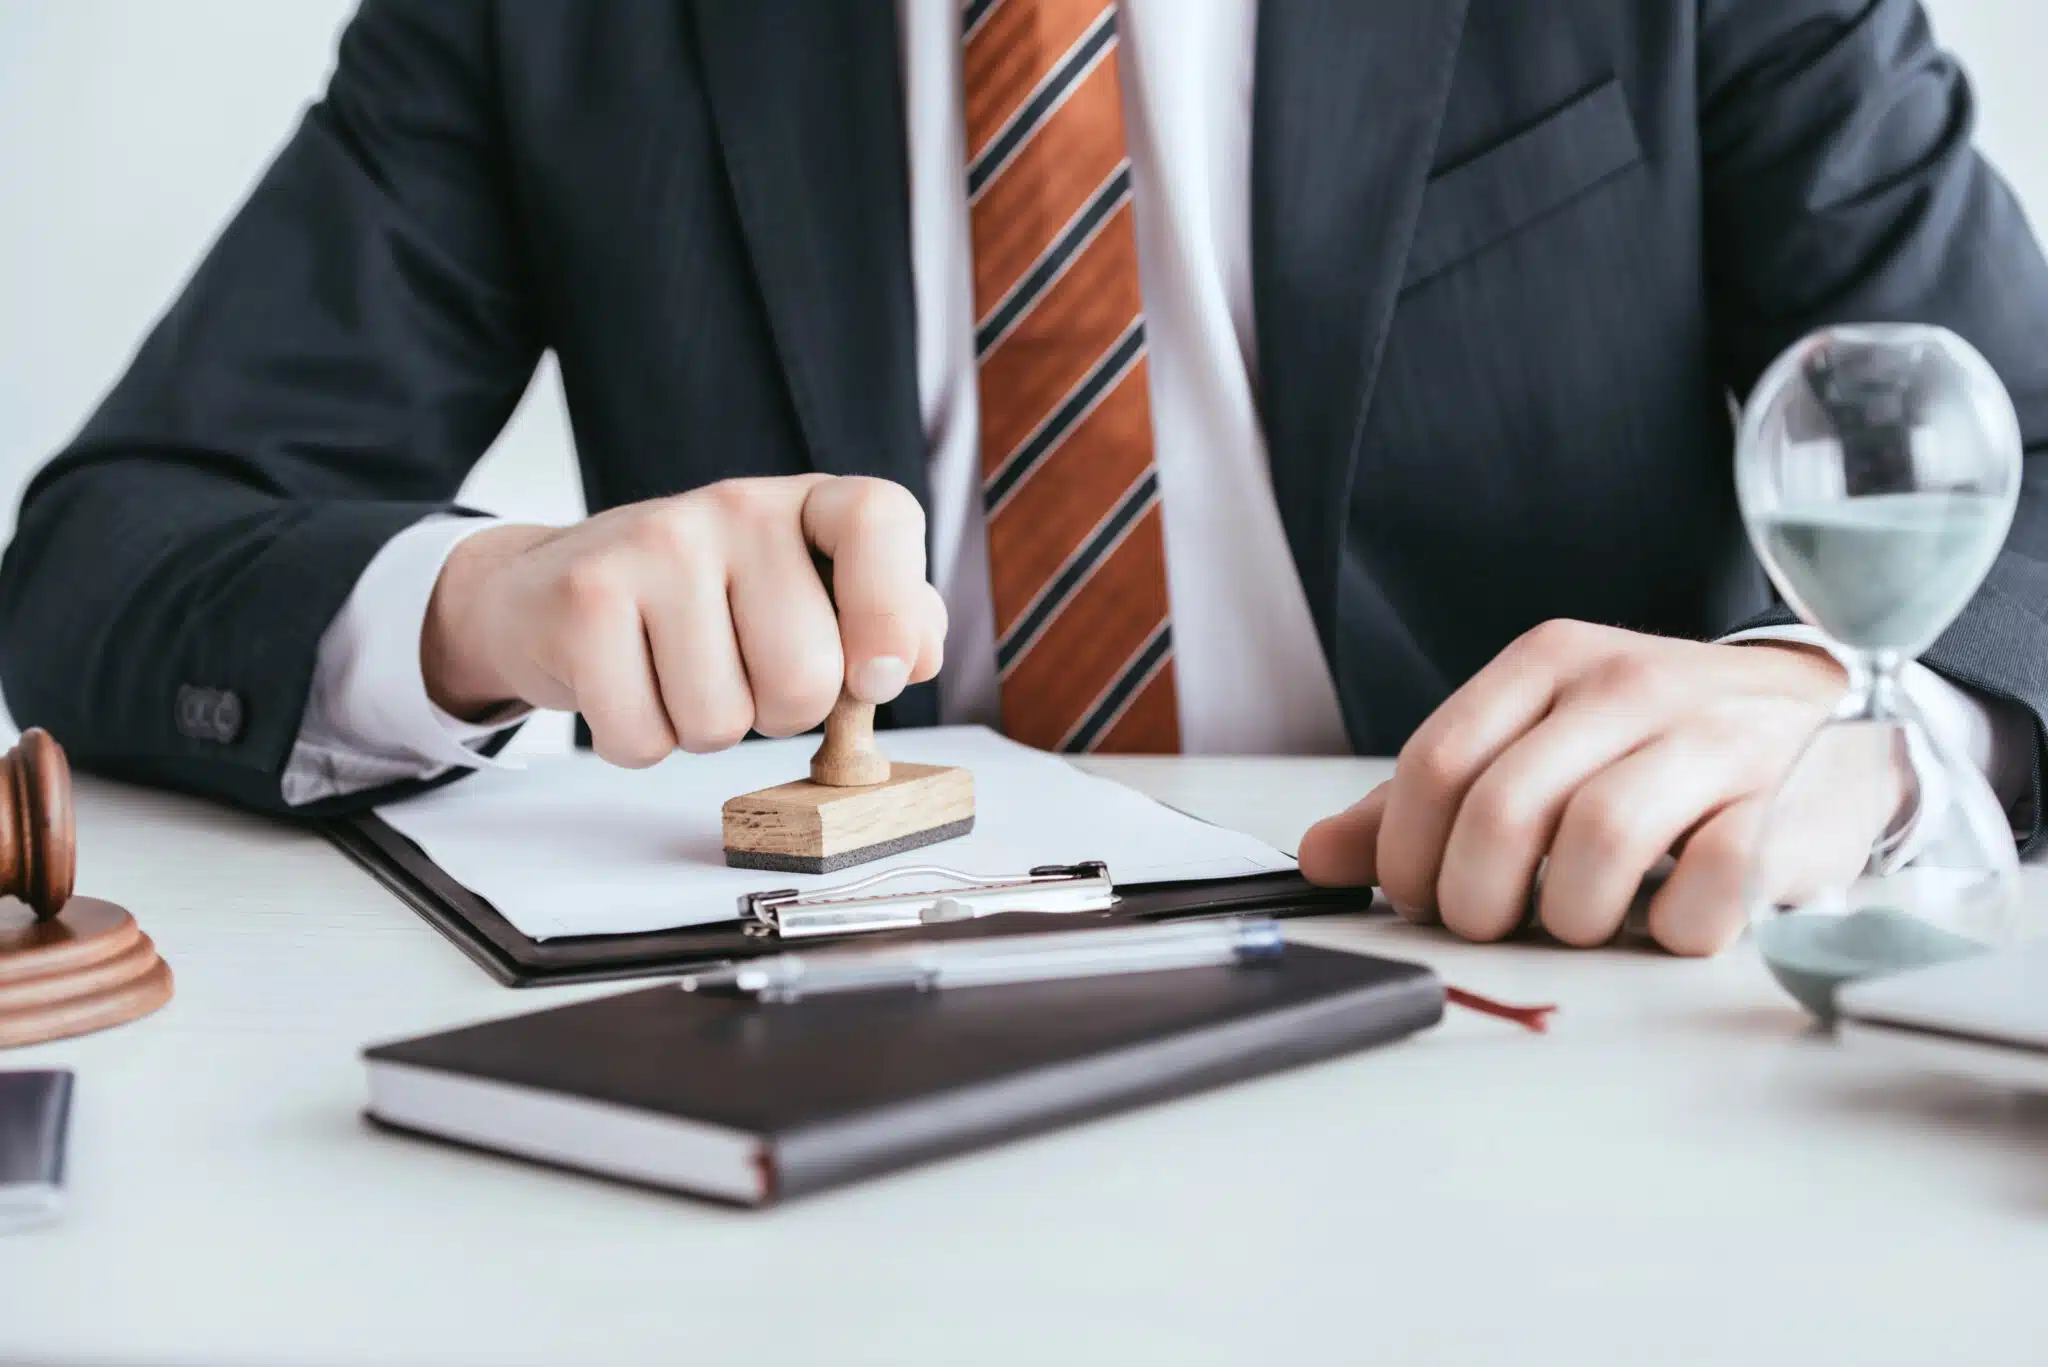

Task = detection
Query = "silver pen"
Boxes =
[679,915,1286,1003]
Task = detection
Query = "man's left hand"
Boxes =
[1297,621,1850,956]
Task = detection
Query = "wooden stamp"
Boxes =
[721,698,974,874]
[0,728,174,1049]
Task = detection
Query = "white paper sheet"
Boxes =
[374,726,1297,939]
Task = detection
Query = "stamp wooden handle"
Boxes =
[810,696,891,787]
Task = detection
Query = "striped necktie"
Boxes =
[963,0,1181,754]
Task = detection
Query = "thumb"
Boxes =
[800,476,932,704]
[1297,782,1389,889]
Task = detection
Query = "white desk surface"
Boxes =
[5,754,2047,1366]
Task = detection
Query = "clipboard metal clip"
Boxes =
[740,861,1117,939]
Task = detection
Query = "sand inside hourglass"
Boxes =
[1751,907,1987,1021]
[1757,491,2010,652]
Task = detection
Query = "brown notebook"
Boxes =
[363,942,1441,1205]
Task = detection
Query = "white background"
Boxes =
[1,0,2044,709]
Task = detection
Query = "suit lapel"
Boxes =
[690,2,939,728]
[689,1,925,499]
[1251,0,1469,649]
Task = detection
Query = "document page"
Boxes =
[374,727,1297,939]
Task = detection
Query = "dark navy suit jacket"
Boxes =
[6,1,2048,838]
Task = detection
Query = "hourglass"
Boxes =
[1735,324,2038,1022]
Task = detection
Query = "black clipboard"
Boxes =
[323,812,1376,988]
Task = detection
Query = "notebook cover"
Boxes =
[324,812,1374,987]
[364,944,1442,1204]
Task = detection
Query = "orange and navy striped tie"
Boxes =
[964,0,1181,753]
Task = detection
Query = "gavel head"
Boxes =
[0,729,75,921]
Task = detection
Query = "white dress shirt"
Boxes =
[283,0,2032,820]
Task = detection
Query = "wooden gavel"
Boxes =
[0,728,172,1048]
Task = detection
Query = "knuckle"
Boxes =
[1691,703,1751,748]
[1565,788,1637,861]
[632,501,716,563]
[1655,865,1748,956]
[1588,652,1671,701]
[922,581,951,636]
[1546,908,1616,950]
[675,704,756,755]
[1362,824,1426,914]
[560,556,630,616]
[625,509,677,559]
[1430,871,1486,937]
[592,726,671,770]
[1441,900,1515,944]
[1686,822,1750,879]
[755,654,843,737]
[857,607,922,654]
[1399,733,1469,804]
[1459,775,1536,845]
[702,477,783,528]
[792,648,847,711]
[840,477,925,539]
[1515,618,1595,663]
[1373,861,1428,914]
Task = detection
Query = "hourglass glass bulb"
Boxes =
[1736,324,2021,659]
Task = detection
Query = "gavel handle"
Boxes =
[810,697,891,787]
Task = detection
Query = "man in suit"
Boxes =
[5,1,2046,955]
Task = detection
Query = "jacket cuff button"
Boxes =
[176,686,244,744]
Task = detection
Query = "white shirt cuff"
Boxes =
[1719,624,2034,832]
[281,515,530,807]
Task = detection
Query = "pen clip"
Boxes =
[739,861,1117,939]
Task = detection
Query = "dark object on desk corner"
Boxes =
[721,697,976,874]
[0,730,173,1049]
[362,942,1442,1206]
[0,1068,73,1232]
[324,807,1377,987]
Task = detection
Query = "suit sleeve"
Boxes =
[1699,0,2048,848]
[0,0,541,815]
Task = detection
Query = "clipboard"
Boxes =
[323,812,1376,988]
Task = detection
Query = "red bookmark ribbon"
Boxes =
[1445,985,1557,1033]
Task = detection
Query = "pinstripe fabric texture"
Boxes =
[964,0,1181,753]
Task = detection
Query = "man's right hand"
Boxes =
[420,475,947,767]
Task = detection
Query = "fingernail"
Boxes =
[851,655,911,703]
[1388,898,1426,923]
